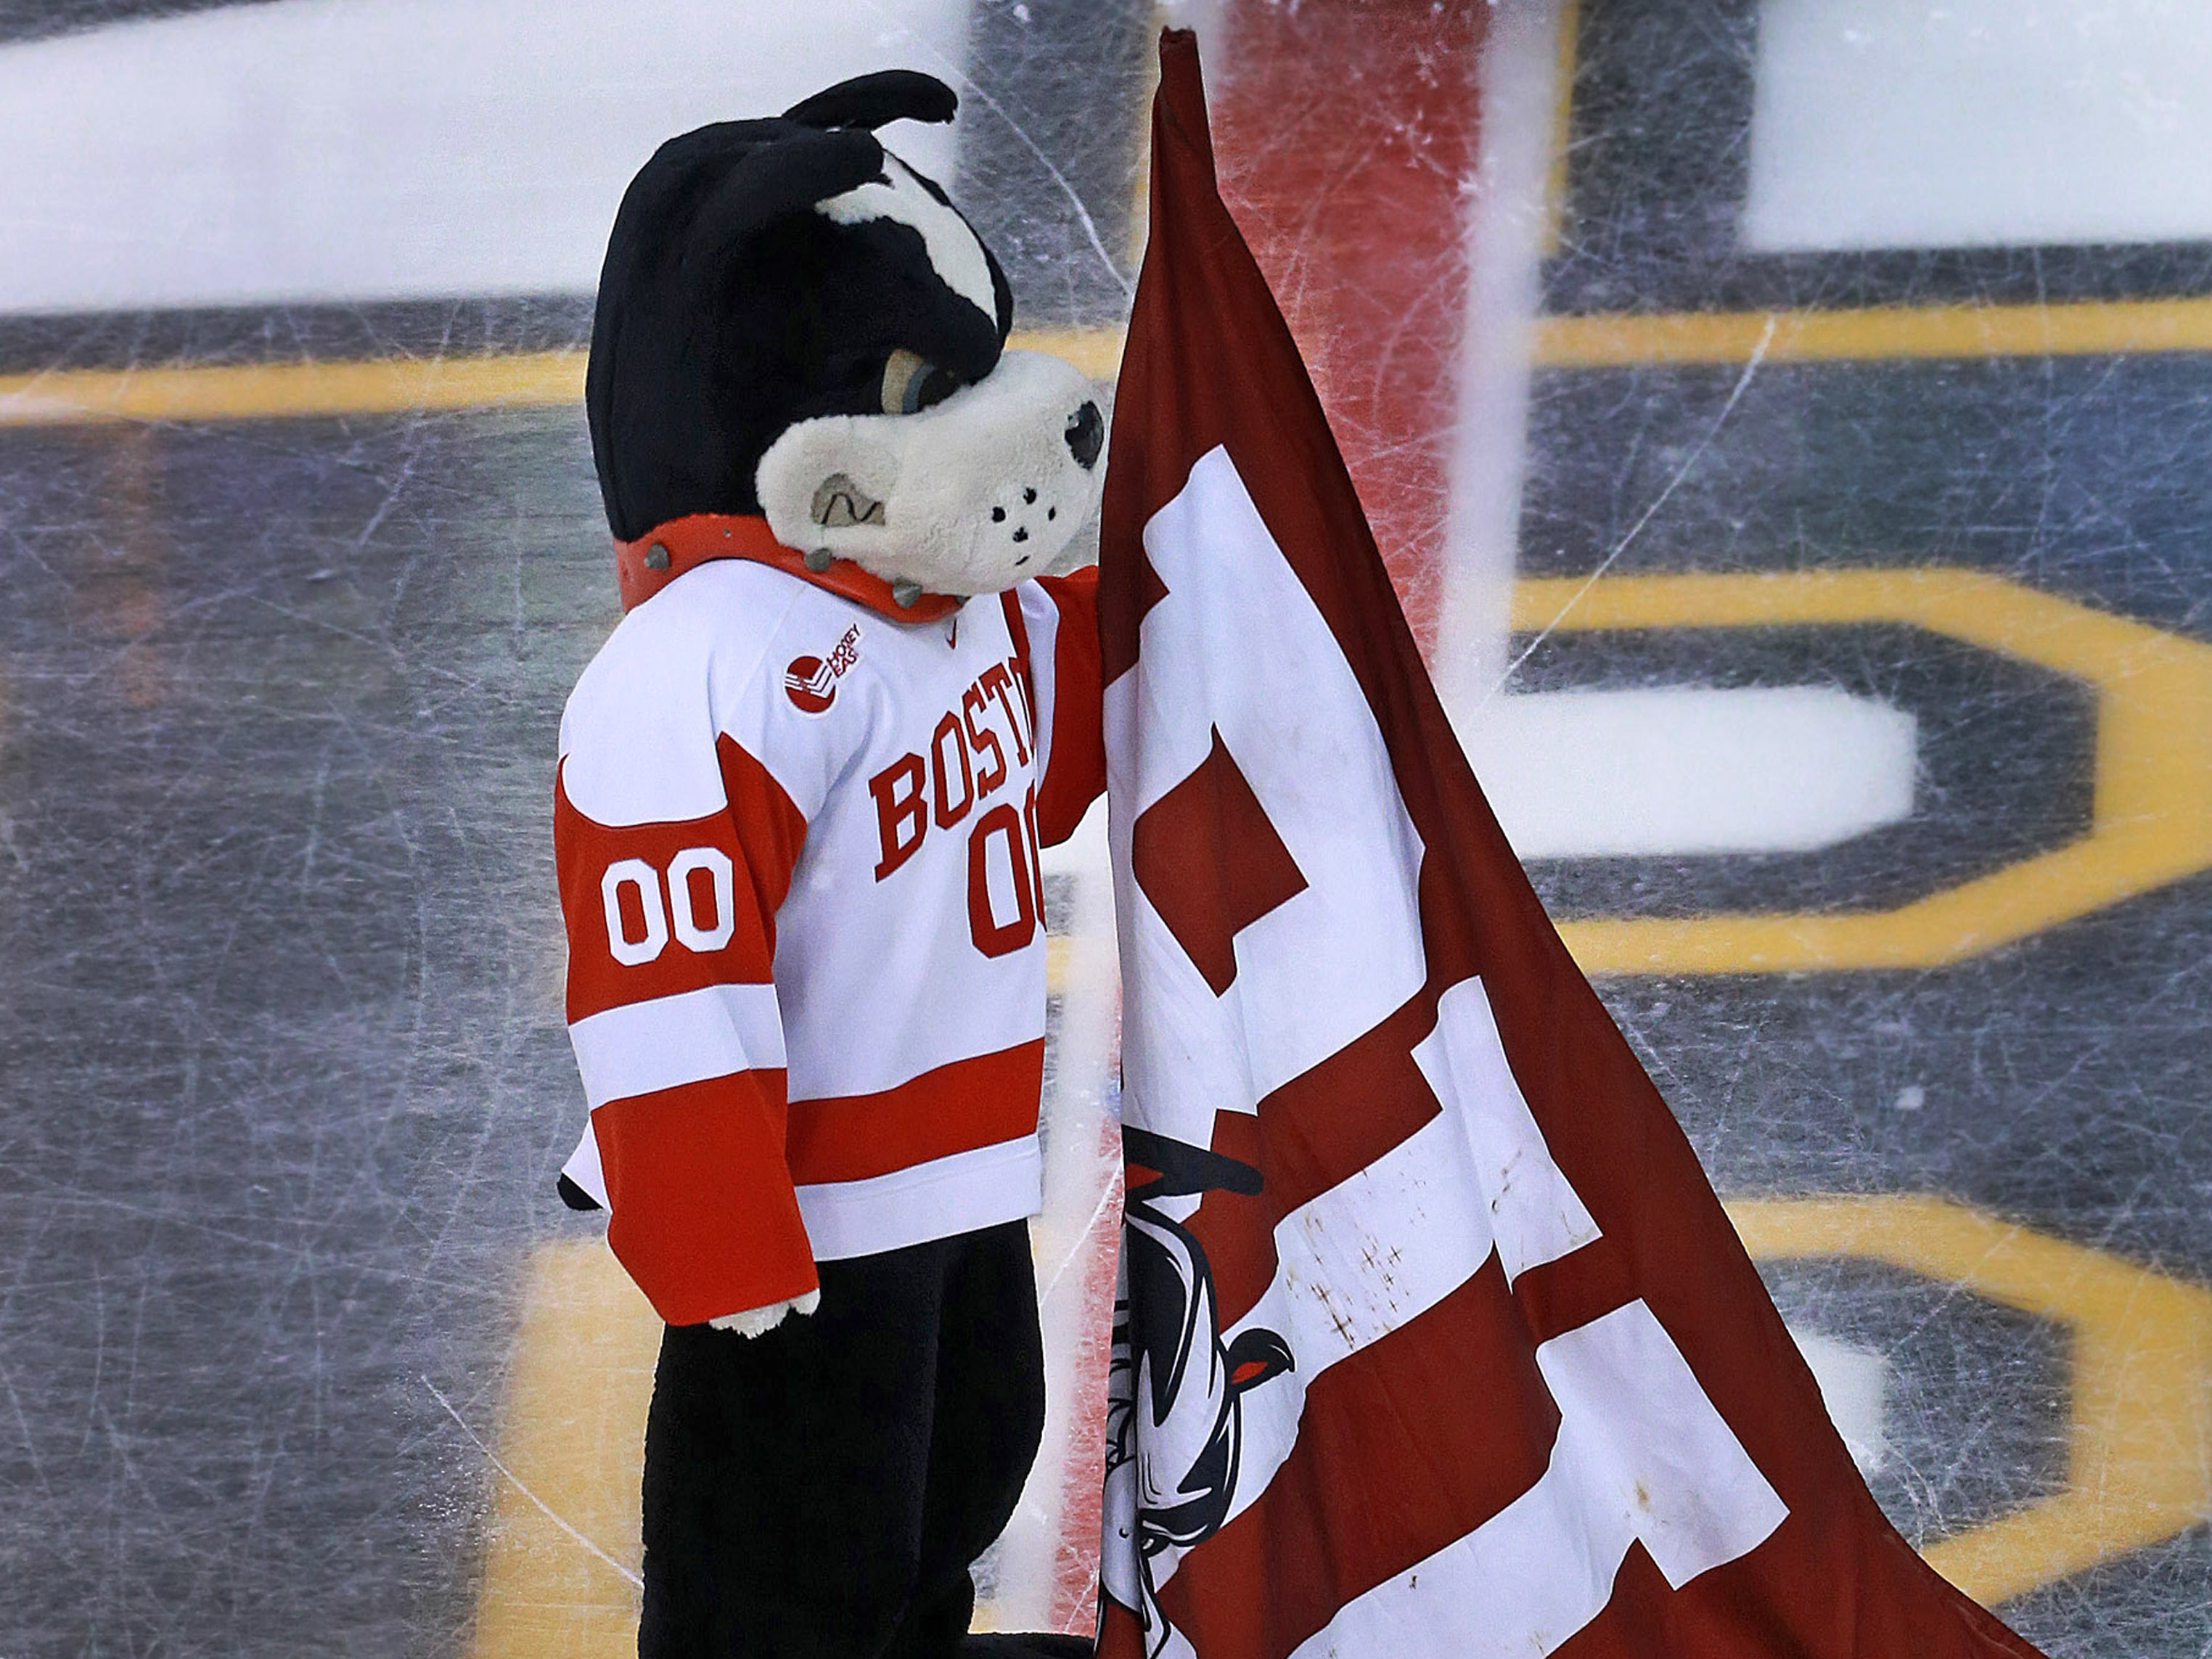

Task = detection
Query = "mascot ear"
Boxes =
[782,70,958,131]
[684,126,887,274]
[755,414,904,562]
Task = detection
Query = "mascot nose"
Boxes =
[1065,400,1104,470]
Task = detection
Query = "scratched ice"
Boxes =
[1,2,2208,1656]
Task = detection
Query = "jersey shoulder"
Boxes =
[560,561,823,826]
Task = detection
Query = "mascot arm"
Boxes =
[554,732,822,1328]
[1017,565,1107,845]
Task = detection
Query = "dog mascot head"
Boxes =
[586,70,1104,605]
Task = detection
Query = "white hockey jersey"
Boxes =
[554,515,1103,1325]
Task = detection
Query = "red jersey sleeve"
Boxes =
[1016,565,1106,846]
[553,737,817,1325]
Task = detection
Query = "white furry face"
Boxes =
[755,349,1105,600]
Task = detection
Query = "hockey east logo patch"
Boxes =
[785,623,862,714]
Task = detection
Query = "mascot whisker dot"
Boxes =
[553,68,1105,1659]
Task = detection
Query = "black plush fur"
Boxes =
[640,1223,1089,1659]
[586,70,1015,542]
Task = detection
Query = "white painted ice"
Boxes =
[1746,0,2212,251]
[0,0,969,314]
[1459,686,1917,860]
[1790,1325,1891,1476]
[1435,0,1570,713]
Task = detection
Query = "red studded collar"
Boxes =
[613,513,962,623]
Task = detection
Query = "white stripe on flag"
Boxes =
[1413,977,1600,1283]
[1286,1301,1788,1659]
[1209,1105,1497,1544]
[1150,973,1675,1594]
[568,981,785,1108]
[1266,1104,1494,1364]
[1109,443,1789,1639]
[1109,446,1428,1147]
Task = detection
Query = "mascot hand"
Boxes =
[708,1287,822,1339]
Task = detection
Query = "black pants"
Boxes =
[639,1219,1091,1659]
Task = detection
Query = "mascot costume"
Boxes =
[551,70,1105,1659]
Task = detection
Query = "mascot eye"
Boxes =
[881,348,967,415]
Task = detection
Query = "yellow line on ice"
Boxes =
[1542,0,1580,258]
[0,329,1124,428]
[1531,294,2212,368]
[1727,1194,2212,1608]
[0,351,589,426]
[1518,568,2212,975]
[13,292,2212,429]
[24,288,2212,438]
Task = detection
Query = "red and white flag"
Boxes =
[1094,31,2049,1659]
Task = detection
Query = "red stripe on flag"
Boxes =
[1131,729,1309,996]
[1155,1255,1559,1659]
[1552,1508,2027,1659]
[784,1039,1044,1185]
[1184,996,1442,1331]
[1552,1541,1801,1658]
[1099,546,1170,690]
[1099,1594,1148,1659]
[1512,1235,1639,1348]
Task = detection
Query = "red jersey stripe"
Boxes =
[716,733,808,946]
[591,1068,816,1325]
[785,1039,1046,1187]
[554,739,805,1023]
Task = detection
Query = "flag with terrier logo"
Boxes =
[1094,30,2049,1659]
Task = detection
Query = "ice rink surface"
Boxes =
[2,1,2211,1654]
